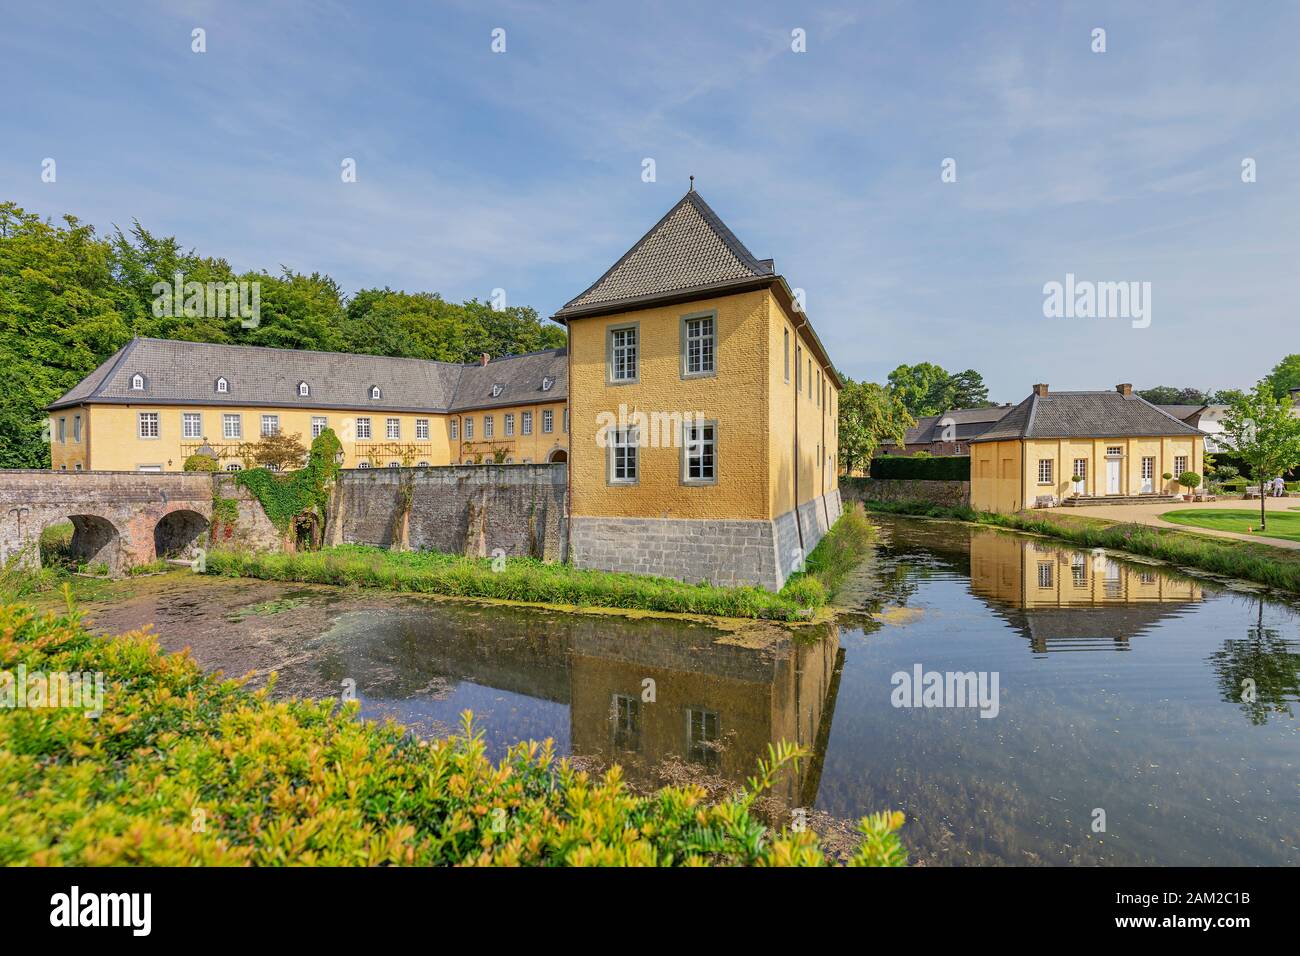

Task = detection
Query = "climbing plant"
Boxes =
[234,428,342,534]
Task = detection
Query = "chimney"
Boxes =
[480,352,490,367]
[1032,383,1049,396]
[1116,383,1133,396]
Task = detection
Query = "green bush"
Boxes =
[0,602,908,867]
[868,455,970,481]
[183,453,219,472]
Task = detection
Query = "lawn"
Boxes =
[1159,508,1300,543]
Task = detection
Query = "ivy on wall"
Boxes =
[234,428,342,533]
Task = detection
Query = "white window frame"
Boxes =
[261,414,279,437]
[681,420,718,485]
[1174,455,1188,477]
[504,413,515,436]
[223,414,242,439]
[464,417,473,440]
[130,373,145,390]
[298,381,310,397]
[783,328,791,382]
[450,419,459,440]
[521,411,532,435]
[1037,458,1053,485]
[356,417,372,440]
[386,417,400,440]
[542,409,553,433]
[369,385,382,400]
[225,462,242,472]
[72,414,81,443]
[608,426,639,484]
[138,411,160,439]
[57,417,66,443]
[215,377,229,394]
[484,415,494,439]
[311,416,327,438]
[681,311,716,378]
[415,418,429,440]
[607,323,639,384]
[183,412,203,439]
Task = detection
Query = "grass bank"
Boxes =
[1159,508,1300,544]
[860,498,1300,593]
[205,503,876,621]
[0,601,907,866]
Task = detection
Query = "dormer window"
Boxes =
[542,377,553,392]
[298,381,310,397]
[130,373,146,390]
[369,385,382,400]
[215,377,229,394]
[491,384,503,398]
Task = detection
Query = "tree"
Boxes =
[1210,388,1245,406]
[250,431,309,471]
[838,378,914,475]
[946,369,992,409]
[1136,385,1211,405]
[1264,354,1300,402]
[886,363,994,416]
[1220,383,1300,530]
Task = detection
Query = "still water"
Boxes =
[307,515,1297,866]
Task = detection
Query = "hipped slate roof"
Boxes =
[552,188,842,387]
[973,390,1204,442]
[46,338,567,414]
[898,406,1012,445]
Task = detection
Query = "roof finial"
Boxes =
[689,174,695,192]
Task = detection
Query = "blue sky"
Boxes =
[4,0,1298,400]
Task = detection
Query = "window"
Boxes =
[356,417,372,440]
[223,414,242,439]
[1037,459,1053,484]
[796,345,803,390]
[183,413,202,439]
[611,694,641,752]
[609,325,638,383]
[817,370,822,406]
[1071,556,1088,587]
[357,461,371,469]
[130,373,145,390]
[808,358,813,398]
[138,412,159,439]
[484,415,494,438]
[1174,455,1188,477]
[491,384,503,398]
[311,416,327,438]
[683,421,717,484]
[783,328,791,382]
[1106,445,1123,457]
[215,377,229,394]
[682,313,715,376]
[1037,561,1054,589]
[369,385,382,400]
[563,408,568,433]
[298,381,310,397]
[521,412,532,435]
[137,464,163,473]
[57,418,66,443]
[72,415,81,442]
[261,414,279,437]
[464,417,473,440]
[74,463,82,471]
[542,376,553,392]
[504,413,515,436]
[386,418,400,440]
[542,409,553,433]
[417,461,429,467]
[1141,457,1155,480]
[387,461,399,468]
[415,418,429,440]
[225,462,242,472]
[686,708,720,770]
[1072,458,1087,483]
[610,427,638,483]
[450,419,458,440]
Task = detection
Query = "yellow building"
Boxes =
[970,383,1205,513]
[553,187,842,589]
[46,339,568,472]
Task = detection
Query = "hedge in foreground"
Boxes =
[204,504,877,620]
[861,499,1300,593]
[0,602,907,866]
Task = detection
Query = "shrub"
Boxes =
[183,453,219,472]
[1179,471,1201,491]
[0,602,908,867]
[869,455,970,481]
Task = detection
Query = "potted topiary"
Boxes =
[1162,471,1174,495]
[1071,471,1086,498]
[1179,471,1202,501]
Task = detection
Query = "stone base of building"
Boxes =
[570,488,843,592]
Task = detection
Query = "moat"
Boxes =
[70,514,1299,866]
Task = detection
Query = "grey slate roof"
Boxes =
[555,190,774,317]
[1155,404,1207,424]
[973,390,1204,442]
[899,406,1012,445]
[46,338,567,414]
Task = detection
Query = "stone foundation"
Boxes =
[571,488,844,591]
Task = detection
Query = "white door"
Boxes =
[1141,457,1154,494]
[1106,458,1121,494]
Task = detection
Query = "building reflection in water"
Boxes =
[967,530,1203,654]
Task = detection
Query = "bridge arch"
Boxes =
[67,513,123,573]
[153,508,210,560]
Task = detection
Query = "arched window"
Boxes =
[298,381,310,397]
[215,377,229,394]
[130,373,145,390]
[369,385,382,400]
[357,461,371,469]
[417,461,430,467]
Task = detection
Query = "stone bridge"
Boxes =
[0,470,216,574]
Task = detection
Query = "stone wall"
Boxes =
[840,477,970,508]
[210,475,283,552]
[329,464,567,561]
